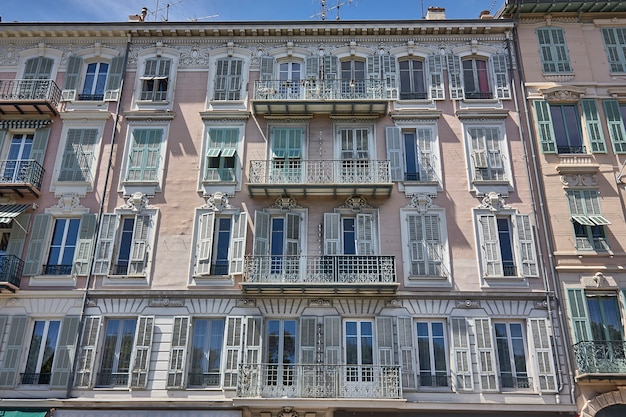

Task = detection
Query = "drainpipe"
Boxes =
[65,33,132,398]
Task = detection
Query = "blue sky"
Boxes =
[1,0,506,22]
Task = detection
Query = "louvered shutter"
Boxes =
[30,127,51,165]
[72,213,97,276]
[602,28,626,73]
[167,316,190,389]
[93,213,117,275]
[533,100,557,153]
[491,54,510,99]
[228,59,243,100]
[581,99,607,153]
[479,214,503,277]
[129,214,151,275]
[324,316,341,365]
[104,55,125,101]
[5,213,29,258]
[566,289,591,343]
[603,100,626,153]
[322,55,338,80]
[59,128,98,182]
[381,55,397,98]
[130,316,154,388]
[285,212,301,277]
[23,213,51,275]
[428,54,445,100]
[0,316,27,388]
[244,316,262,375]
[376,316,394,366]
[0,131,6,159]
[126,129,162,182]
[386,127,404,181]
[223,316,243,388]
[367,55,381,81]
[253,210,270,277]
[407,213,425,276]
[305,56,320,81]
[260,56,275,81]
[474,318,497,391]
[195,211,215,276]
[447,54,463,100]
[324,212,341,255]
[229,211,247,275]
[528,318,557,392]
[397,316,416,389]
[50,315,81,389]
[450,317,472,391]
[515,214,538,277]
[356,213,375,255]
[75,316,102,388]
[62,55,82,101]
[300,317,317,365]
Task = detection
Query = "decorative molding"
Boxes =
[121,192,152,212]
[237,298,257,307]
[477,191,510,212]
[278,407,298,417]
[203,192,233,211]
[539,86,586,102]
[149,298,185,307]
[386,299,402,308]
[268,195,302,211]
[85,298,97,307]
[457,299,480,309]
[338,195,372,212]
[124,111,176,121]
[581,272,617,289]
[51,193,84,214]
[534,299,549,310]
[560,174,598,187]
[308,298,332,308]
[406,193,435,213]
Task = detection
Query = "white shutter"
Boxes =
[167,316,190,389]
[447,54,464,100]
[195,211,215,276]
[528,318,557,392]
[356,213,375,255]
[72,213,97,276]
[450,318,472,391]
[407,213,425,276]
[93,213,118,275]
[130,316,155,388]
[223,316,243,388]
[324,213,341,255]
[376,316,394,366]
[385,126,404,182]
[427,54,445,100]
[300,317,318,365]
[515,214,538,277]
[398,316,416,389]
[324,316,341,365]
[479,214,503,277]
[229,211,247,274]
[253,210,270,277]
[491,54,510,99]
[129,214,151,274]
[260,56,275,81]
[244,316,262,366]
[474,318,497,391]
[75,316,102,388]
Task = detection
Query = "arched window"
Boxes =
[340,59,366,97]
[462,58,491,99]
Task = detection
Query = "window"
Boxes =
[536,27,572,73]
[476,212,538,279]
[81,62,108,100]
[566,189,610,251]
[534,100,587,154]
[404,211,446,278]
[447,53,510,100]
[266,319,296,387]
[58,128,98,183]
[125,128,163,183]
[278,61,302,98]
[61,55,124,102]
[2,133,33,183]
[494,322,529,389]
[253,211,303,279]
[338,127,371,182]
[22,320,60,385]
[193,210,247,277]
[188,318,225,387]
[140,58,171,101]
[44,218,80,275]
[462,58,491,99]
[23,57,53,80]
[468,127,507,182]
[204,128,238,182]
[340,59,366,97]
[603,100,626,153]
[324,212,377,256]
[416,321,448,387]
[399,59,427,100]
[386,126,440,183]
[345,320,374,384]
[214,58,243,101]
[269,127,303,183]
[601,28,626,73]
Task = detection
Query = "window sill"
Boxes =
[192,274,234,286]
[103,274,149,286]
[405,275,451,288]
[28,274,76,287]
[542,73,574,82]
[482,275,529,288]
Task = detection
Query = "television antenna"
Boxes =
[311,0,354,21]
[188,14,220,22]
[146,0,187,21]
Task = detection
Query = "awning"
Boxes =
[571,214,611,226]
[0,411,49,417]
[0,204,32,224]
[0,119,51,130]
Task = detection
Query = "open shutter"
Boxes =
[386,127,404,182]
[104,56,125,101]
[397,316,416,389]
[223,316,243,388]
[491,54,510,99]
[566,288,591,343]
[300,317,318,365]
[581,99,607,153]
[528,318,557,392]
[31,127,51,165]
[167,316,190,389]
[356,213,375,255]
[129,214,151,275]
[23,213,51,276]
[533,100,557,153]
[49,315,81,389]
[75,316,101,388]
[195,211,215,276]
[244,316,262,365]
[376,316,394,366]
[62,55,82,101]
[0,315,27,388]
[603,100,626,153]
[474,318,497,391]
[0,131,6,159]
[285,212,301,256]
[407,213,425,276]
[72,213,97,276]
[305,56,320,81]
[322,55,338,80]
[6,213,30,258]
[450,317,472,391]
[367,55,381,81]
[447,54,463,100]
[324,316,341,365]
[478,214,503,277]
[324,213,341,255]
[381,55,397,98]
[253,210,269,277]
[515,214,538,277]
[229,211,247,275]
[260,56,275,81]
[130,315,154,389]
[93,213,117,275]
[428,54,444,100]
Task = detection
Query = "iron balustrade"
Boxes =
[0,159,44,190]
[0,79,61,105]
[187,372,221,388]
[237,363,401,399]
[253,79,387,101]
[399,91,429,100]
[42,264,73,275]
[0,255,24,288]
[500,375,532,389]
[248,160,390,185]
[20,372,51,385]
[96,372,130,387]
[418,373,451,388]
[557,145,586,154]
[574,341,626,374]
[464,91,493,100]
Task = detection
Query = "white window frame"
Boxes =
[132,48,180,111]
[186,317,226,388]
[493,321,531,391]
[324,208,380,256]
[463,122,513,194]
[415,320,449,389]
[60,45,122,103]
[447,49,510,101]
[199,120,245,195]
[17,47,62,82]
[21,319,61,385]
[212,56,246,101]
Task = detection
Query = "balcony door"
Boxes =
[343,320,375,395]
[265,319,296,395]
[3,134,33,183]
[279,62,301,98]
[270,128,302,183]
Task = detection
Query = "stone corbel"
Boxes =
[123,192,151,213]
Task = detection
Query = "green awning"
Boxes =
[0,410,49,417]
[221,148,236,157]
[206,148,222,157]
[0,204,31,224]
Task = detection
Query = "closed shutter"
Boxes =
[5,213,29,258]
[515,214,538,277]
[0,131,6,159]
[566,288,591,343]
[385,127,404,182]
[428,54,444,100]
[229,211,247,275]
[285,212,301,277]
[24,57,53,79]
[397,317,416,389]
[167,316,190,389]
[129,214,151,275]
[72,213,97,276]
[59,128,98,182]
[195,211,215,276]
[0,315,27,388]
[491,54,510,99]
[30,127,51,165]
[300,317,317,365]
[323,212,341,255]
[602,28,626,73]
[376,316,394,366]
[23,213,51,276]
[474,318,497,391]
[126,129,162,182]
[581,99,607,153]
[528,318,557,392]
[324,316,341,365]
[130,316,154,388]
[381,54,397,97]
[533,100,557,153]
[367,55,381,81]
[228,59,243,100]
[104,55,125,101]
[407,213,425,276]
[62,55,82,101]
[356,213,374,255]
[478,214,503,277]
[260,56,275,81]
[50,315,81,389]
[536,28,571,73]
[450,317,472,391]
[603,100,626,153]
[223,316,243,388]
[75,316,102,388]
[447,54,463,100]
[322,55,338,80]
[93,213,118,275]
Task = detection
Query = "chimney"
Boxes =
[479,10,493,19]
[425,6,446,20]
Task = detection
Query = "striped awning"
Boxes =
[0,119,51,130]
[0,204,31,224]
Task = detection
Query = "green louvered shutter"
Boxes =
[528,318,557,392]
[533,100,557,153]
[59,128,98,182]
[601,28,626,73]
[104,55,125,101]
[581,99,606,153]
[603,100,626,153]
[49,315,81,389]
[126,129,162,182]
[62,55,82,101]
[72,213,97,276]
[23,213,51,275]
[386,127,404,181]
[167,316,190,389]
[0,316,27,388]
[6,213,30,259]
[566,288,591,343]
[30,127,51,165]
[130,316,154,388]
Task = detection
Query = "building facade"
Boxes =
[0,6,575,417]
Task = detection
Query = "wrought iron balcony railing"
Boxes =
[0,255,24,292]
[20,372,51,385]
[237,364,401,399]
[96,371,130,387]
[244,255,396,285]
[0,79,61,105]
[42,264,72,275]
[249,160,390,185]
[573,341,626,375]
[464,91,493,100]
[418,373,450,388]
[0,159,44,190]
[557,145,586,154]
[253,79,389,101]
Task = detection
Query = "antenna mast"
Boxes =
[148,0,187,22]
[311,0,354,21]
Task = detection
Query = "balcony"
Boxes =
[0,160,44,197]
[556,153,599,175]
[252,79,389,115]
[20,372,51,385]
[0,79,61,116]
[242,255,397,294]
[0,255,24,293]
[247,160,392,197]
[96,372,129,387]
[237,364,402,399]
[574,341,626,378]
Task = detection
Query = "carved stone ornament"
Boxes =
[407,193,434,213]
[339,195,372,212]
[237,298,257,307]
[278,407,299,417]
[204,192,233,211]
[122,192,151,213]
[540,86,586,103]
[52,193,84,214]
[457,299,480,309]
[308,298,331,307]
[477,191,510,212]
[149,298,184,307]
[560,174,598,187]
[269,195,301,211]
